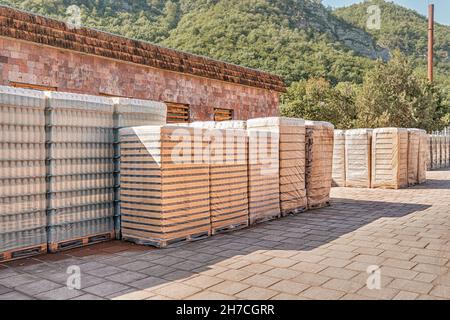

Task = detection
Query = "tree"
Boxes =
[355,51,448,131]
[280,78,357,129]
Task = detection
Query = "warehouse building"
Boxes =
[0,5,286,123]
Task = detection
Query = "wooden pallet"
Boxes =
[0,244,47,262]
[249,212,282,226]
[212,221,249,236]
[48,231,115,253]
[123,230,211,248]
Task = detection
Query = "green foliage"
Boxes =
[280,78,358,129]
[282,52,449,132]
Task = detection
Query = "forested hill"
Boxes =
[0,0,449,88]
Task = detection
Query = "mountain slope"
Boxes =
[0,0,387,84]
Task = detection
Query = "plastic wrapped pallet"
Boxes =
[119,125,211,247]
[188,121,249,234]
[407,129,421,186]
[0,86,47,261]
[247,118,281,224]
[444,136,450,167]
[113,98,167,238]
[427,135,432,170]
[332,130,346,187]
[46,92,115,252]
[417,130,428,184]
[249,117,306,215]
[371,128,408,189]
[305,121,334,209]
[432,135,440,169]
[345,129,372,188]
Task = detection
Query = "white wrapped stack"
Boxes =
[119,125,211,247]
[444,136,449,167]
[0,86,47,261]
[345,129,372,188]
[432,135,440,169]
[417,130,428,184]
[427,135,432,170]
[305,121,334,209]
[332,130,346,187]
[247,118,281,224]
[407,129,421,186]
[113,98,167,238]
[371,128,408,189]
[46,92,115,252]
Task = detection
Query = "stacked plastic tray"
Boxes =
[0,86,47,261]
[305,121,334,209]
[46,92,115,252]
[247,119,281,224]
[119,125,211,247]
[113,98,167,238]
[345,129,372,188]
[371,128,408,189]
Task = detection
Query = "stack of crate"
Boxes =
[371,128,408,189]
[0,86,47,261]
[113,98,167,238]
[305,121,334,209]
[247,118,281,224]
[332,130,346,187]
[119,125,211,247]
[345,129,372,188]
[46,92,115,252]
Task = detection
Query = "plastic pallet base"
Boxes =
[0,244,47,262]
[211,221,249,236]
[123,231,211,249]
[48,231,115,253]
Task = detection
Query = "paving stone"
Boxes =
[209,281,250,295]
[105,271,148,284]
[319,267,359,280]
[291,262,327,273]
[319,258,352,268]
[271,293,310,300]
[216,269,254,281]
[187,291,235,300]
[0,291,34,300]
[269,280,309,295]
[301,287,345,300]
[393,291,419,300]
[382,258,417,270]
[15,279,62,296]
[86,266,123,278]
[356,287,399,300]
[322,279,364,294]
[118,261,155,272]
[182,275,224,289]
[262,268,300,280]
[35,287,84,300]
[71,294,105,300]
[292,273,331,286]
[429,285,450,299]
[242,275,281,288]
[152,283,202,299]
[388,279,433,295]
[129,276,167,290]
[235,287,278,300]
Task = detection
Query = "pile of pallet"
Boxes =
[332,127,428,189]
[0,86,167,261]
[120,118,334,248]
[0,87,47,261]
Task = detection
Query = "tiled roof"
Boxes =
[0,5,286,92]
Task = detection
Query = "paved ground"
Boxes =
[1,170,449,300]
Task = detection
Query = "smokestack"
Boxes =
[428,4,434,82]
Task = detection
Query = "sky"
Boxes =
[322,0,450,25]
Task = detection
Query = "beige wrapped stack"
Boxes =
[305,121,334,209]
[427,135,432,170]
[444,136,449,167]
[432,135,440,169]
[113,98,167,237]
[371,128,408,189]
[407,129,421,186]
[247,118,281,224]
[345,129,372,188]
[332,130,346,187]
[417,130,428,184]
[207,125,249,234]
[248,118,306,215]
[0,86,47,261]
[119,125,211,247]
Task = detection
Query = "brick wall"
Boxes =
[0,37,280,121]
